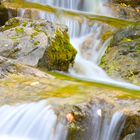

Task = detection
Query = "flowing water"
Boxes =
[19,0,140,90]
[0,101,68,140]
[89,107,126,140]
[0,101,126,140]
[1,0,138,140]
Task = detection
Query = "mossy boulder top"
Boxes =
[100,22,140,86]
[0,17,77,71]
[113,0,140,7]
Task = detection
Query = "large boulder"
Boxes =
[0,56,53,79]
[100,23,140,86]
[0,17,77,71]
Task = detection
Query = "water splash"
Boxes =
[0,101,67,140]
[69,35,140,90]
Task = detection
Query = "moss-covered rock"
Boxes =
[39,29,77,71]
[108,3,140,20]
[113,0,140,7]
[0,17,77,71]
[100,23,140,86]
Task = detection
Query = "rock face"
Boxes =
[100,23,140,86]
[0,17,77,71]
[108,3,140,20]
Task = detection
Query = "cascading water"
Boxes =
[19,0,140,90]
[88,106,126,140]
[0,101,68,140]
[20,0,112,37]
[3,0,140,140]
[26,0,110,13]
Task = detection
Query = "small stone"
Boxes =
[66,113,75,123]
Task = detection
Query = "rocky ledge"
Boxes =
[0,17,77,71]
[100,22,140,86]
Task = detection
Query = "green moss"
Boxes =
[15,27,24,35]
[34,41,40,46]
[101,31,113,41]
[22,22,28,27]
[0,18,20,31]
[39,29,77,71]
[31,31,39,39]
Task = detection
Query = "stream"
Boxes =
[0,0,139,140]
[18,0,140,90]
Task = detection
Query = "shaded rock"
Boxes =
[123,128,140,140]
[0,3,8,26]
[121,113,140,139]
[100,23,140,85]
[0,17,77,71]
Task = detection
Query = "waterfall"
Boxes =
[20,0,111,37]
[0,101,68,140]
[6,0,140,139]
[26,0,110,13]
[17,0,140,90]
[89,106,126,140]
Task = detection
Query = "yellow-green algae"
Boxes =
[1,70,140,107]
[0,17,20,31]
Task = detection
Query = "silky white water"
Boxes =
[26,0,111,14]
[0,101,67,140]
[90,107,126,140]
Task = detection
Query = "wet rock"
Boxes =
[108,3,140,20]
[123,128,140,140]
[0,56,53,78]
[0,17,77,71]
[123,133,135,140]
[100,23,140,85]
[121,113,140,139]
[112,0,140,7]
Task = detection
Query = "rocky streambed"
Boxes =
[0,1,140,140]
